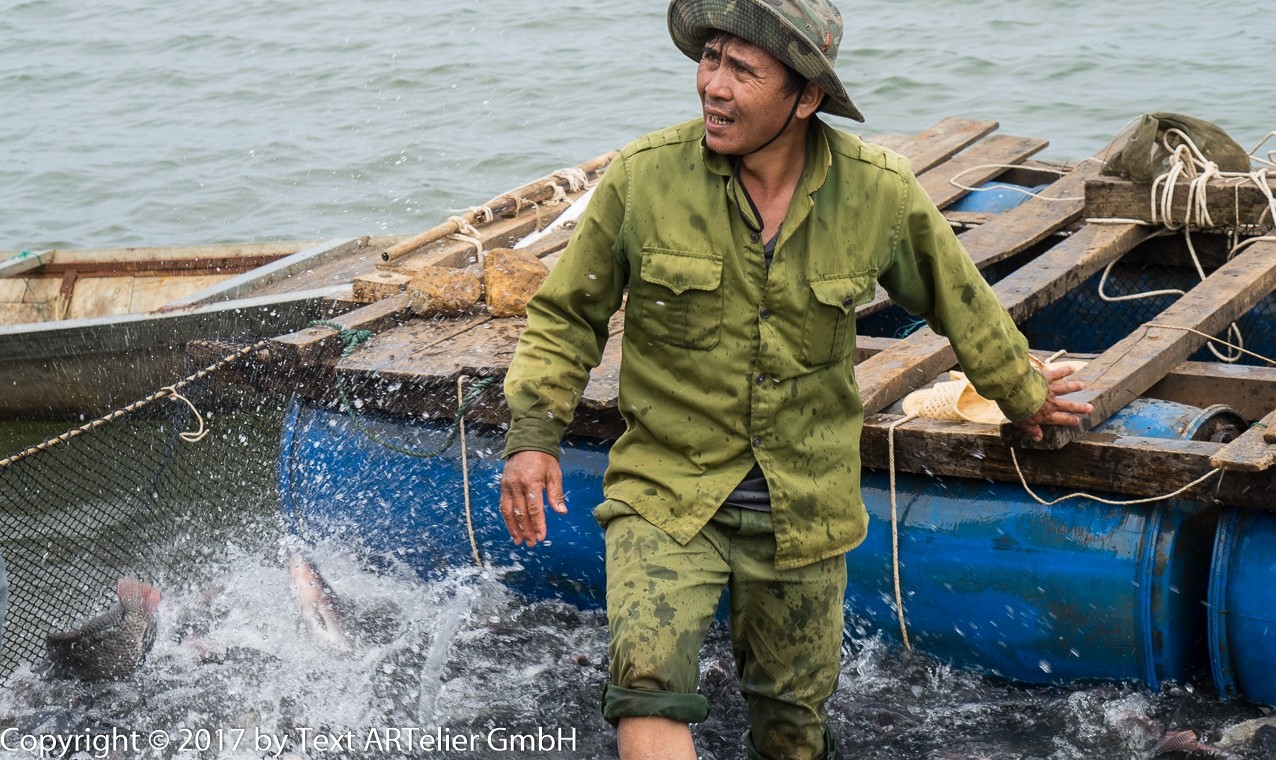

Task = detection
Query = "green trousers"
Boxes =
[596,499,844,760]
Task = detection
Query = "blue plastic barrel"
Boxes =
[947,181,1050,214]
[1208,507,1276,705]
[277,399,610,608]
[277,396,1243,692]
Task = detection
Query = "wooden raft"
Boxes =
[251,116,1276,510]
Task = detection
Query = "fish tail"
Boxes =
[117,577,162,616]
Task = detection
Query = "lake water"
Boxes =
[2,1,1275,757]
[2,0,1270,250]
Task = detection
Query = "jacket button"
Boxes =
[751,436,762,448]
[756,374,766,385]
[759,307,771,319]
[749,231,760,243]
[842,296,854,308]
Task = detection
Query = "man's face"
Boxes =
[696,34,799,156]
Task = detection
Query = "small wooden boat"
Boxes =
[199,117,1276,704]
[0,235,427,419]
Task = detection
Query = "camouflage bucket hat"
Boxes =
[667,0,864,122]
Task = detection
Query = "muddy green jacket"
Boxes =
[504,118,1045,569]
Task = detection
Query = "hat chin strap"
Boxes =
[729,89,802,157]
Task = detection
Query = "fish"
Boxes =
[288,552,356,653]
[45,578,161,681]
[1217,714,1276,750]
[1150,728,1233,758]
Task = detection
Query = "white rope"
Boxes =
[1247,131,1276,168]
[543,181,569,206]
[0,340,267,469]
[445,215,486,265]
[1094,129,1276,363]
[458,376,483,568]
[1009,448,1221,507]
[887,412,917,651]
[551,167,588,193]
[946,164,1084,202]
[162,386,208,443]
[1144,322,1276,366]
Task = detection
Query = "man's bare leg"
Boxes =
[617,716,696,760]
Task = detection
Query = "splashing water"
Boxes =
[1,534,1271,760]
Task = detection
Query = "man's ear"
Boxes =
[797,82,827,119]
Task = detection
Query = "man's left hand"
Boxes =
[1011,363,1094,443]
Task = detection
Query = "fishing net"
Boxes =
[0,344,288,679]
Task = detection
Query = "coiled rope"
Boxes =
[1098,128,1276,363]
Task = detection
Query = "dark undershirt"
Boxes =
[723,231,779,512]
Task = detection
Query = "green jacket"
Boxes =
[504,118,1045,569]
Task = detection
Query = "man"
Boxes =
[498,1,1092,758]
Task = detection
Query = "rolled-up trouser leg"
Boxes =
[729,507,846,760]
[597,499,728,725]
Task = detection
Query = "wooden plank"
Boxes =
[269,294,413,365]
[2,240,316,267]
[353,318,526,382]
[337,313,498,375]
[0,303,52,325]
[518,224,576,260]
[856,222,1150,416]
[861,413,1275,510]
[857,149,1105,320]
[918,134,1048,210]
[857,335,1276,422]
[130,274,224,312]
[34,254,286,277]
[1149,362,1276,421]
[1210,409,1276,472]
[1004,239,1276,449]
[65,276,134,320]
[161,238,365,309]
[1085,175,1276,229]
[868,117,999,174]
[0,249,52,278]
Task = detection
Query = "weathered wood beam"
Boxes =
[161,238,364,309]
[861,413,1275,510]
[1085,175,1276,229]
[1148,362,1276,422]
[857,147,1106,319]
[917,134,1048,210]
[856,222,1151,416]
[269,294,412,365]
[1210,409,1276,472]
[0,249,53,278]
[870,117,999,174]
[856,334,1276,422]
[1004,238,1276,450]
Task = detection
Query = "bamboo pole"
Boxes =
[381,150,618,262]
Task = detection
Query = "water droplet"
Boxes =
[1038,659,1052,674]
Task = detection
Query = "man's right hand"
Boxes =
[499,450,568,547]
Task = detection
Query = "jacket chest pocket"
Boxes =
[634,247,724,351]
[801,269,877,365]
